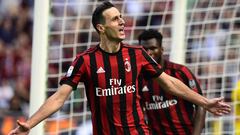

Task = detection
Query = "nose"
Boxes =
[119,18,125,25]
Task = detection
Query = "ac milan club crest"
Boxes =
[124,58,131,72]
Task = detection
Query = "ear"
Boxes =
[160,47,164,54]
[96,24,105,33]
[161,47,164,52]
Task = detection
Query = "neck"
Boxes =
[158,57,164,67]
[99,37,121,53]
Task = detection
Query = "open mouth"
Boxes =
[119,27,125,32]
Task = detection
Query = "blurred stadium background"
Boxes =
[0,0,239,135]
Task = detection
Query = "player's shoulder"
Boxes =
[76,45,98,57]
[166,60,189,71]
[122,43,143,50]
[85,45,99,54]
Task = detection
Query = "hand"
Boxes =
[205,97,231,116]
[8,120,30,135]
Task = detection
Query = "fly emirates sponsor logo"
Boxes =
[145,95,177,110]
[96,79,136,96]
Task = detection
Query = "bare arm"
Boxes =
[154,72,230,115]
[192,107,206,135]
[8,84,73,135]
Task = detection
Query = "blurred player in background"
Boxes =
[138,29,206,135]
[9,1,230,135]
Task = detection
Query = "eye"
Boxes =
[112,16,119,21]
[112,15,123,22]
[150,47,158,50]
[144,47,158,51]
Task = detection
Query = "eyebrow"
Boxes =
[111,14,122,21]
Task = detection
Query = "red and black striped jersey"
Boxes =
[60,43,163,135]
[139,60,203,135]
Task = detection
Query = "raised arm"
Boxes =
[8,84,73,135]
[154,72,231,116]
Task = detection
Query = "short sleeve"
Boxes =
[180,66,203,95]
[141,48,164,79]
[60,55,86,90]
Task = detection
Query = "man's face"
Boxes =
[141,38,163,62]
[101,7,125,41]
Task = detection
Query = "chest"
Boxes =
[85,54,141,88]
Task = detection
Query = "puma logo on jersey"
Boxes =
[96,67,105,73]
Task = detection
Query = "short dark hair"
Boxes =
[92,1,115,33]
[138,29,163,47]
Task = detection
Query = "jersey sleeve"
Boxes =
[140,48,164,79]
[180,66,203,95]
[60,55,86,90]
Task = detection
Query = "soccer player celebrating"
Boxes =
[9,1,230,135]
[138,29,206,135]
